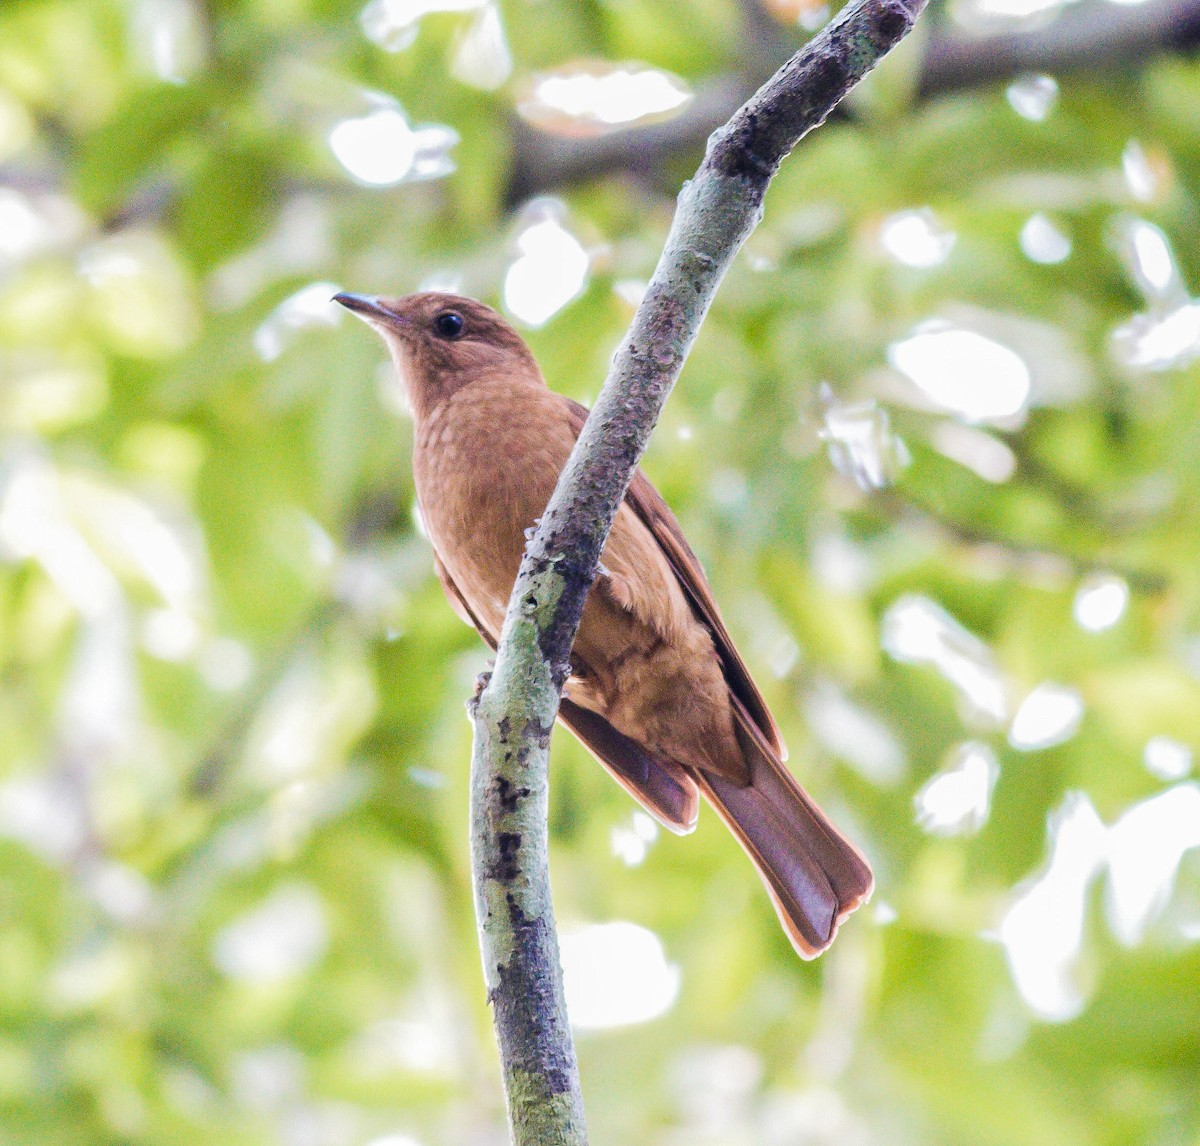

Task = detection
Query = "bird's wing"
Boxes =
[557,699,699,833]
[434,553,490,639]
[561,397,786,760]
[431,550,699,832]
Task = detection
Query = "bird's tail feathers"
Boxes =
[558,699,699,834]
[695,698,873,958]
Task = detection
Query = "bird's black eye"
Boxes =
[433,311,465,340]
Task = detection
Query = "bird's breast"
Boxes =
[413,382,574,629]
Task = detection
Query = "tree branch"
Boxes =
[468,0,928,1142]
[919,0,1200,99]
[506,0,1200,203]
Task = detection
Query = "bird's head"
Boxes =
[334,291,543,417]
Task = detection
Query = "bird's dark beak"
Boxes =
[333,292,400,324]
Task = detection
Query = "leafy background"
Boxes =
[2,0,1199,1142]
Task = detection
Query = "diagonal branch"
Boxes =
[467,1,928,1142]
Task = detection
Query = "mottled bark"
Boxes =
[468,2,928,1143]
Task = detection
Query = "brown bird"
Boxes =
[335,290,872,957]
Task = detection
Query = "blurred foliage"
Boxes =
[2,0,1200,1143]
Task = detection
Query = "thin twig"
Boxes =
[468,1,928,1142]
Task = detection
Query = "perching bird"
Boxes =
[335,290,872,957]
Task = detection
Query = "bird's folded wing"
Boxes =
[434,553,488,637]
[560,397,786,761]
[557,700,698,833]
[432,551,699,833]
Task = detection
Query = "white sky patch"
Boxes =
[1106,784,1200,946]
[78,239,141,285]
[142,606,200,661]
[0,189,50,263]
[48,943,132,1011]
[329,103,457,186]
[874,900,898,925]
[797,3,830,28]
[761,632,800,679]
[199,637,254,692]
[133,0,206,83]
[519,63,691,136]
[1143,735,1193,781]
[301,513,336,569]
[1123,140,1162,204]
[1110,217,1200,372]
[930,420,1017,483]
[86,861,156,924]
[915,741,999,836]
[247,659,362,785]
[560,922,679,1030]
[79,230,200,356]
[611,812,658,867]
[352,1014,456,1075]
[416,270,463,296]
[66,476,202,611]
[503,203,590,326]
[1072,573,1129,632]
[0,461,158,763]
[3,356,109,434]
[0,773,87,862]
[209,196,331,312]
[1020,213,1071,264]
[1009,683,1084,750]
[881,594,1009,725]
[360,0,484,52]
[61,606,140,761]
[254,281,343,361]
[213,883,328,983]
[805,680,907,787]
[669,1043,762,1129]
[450,4,511,90]
[231,1045,305,1113]
[0,188,87,266]
[1114,303,1200,372]
[810,531,873,594]
[614,278,646,308]
[1006,74,1058,122]
[999,792,1107,1022]
[1003,781,1200,1018]
[0,457,121,617]
[750,1088,867,1144]
[878,208,956,269]
[818,386,910,491]
[1121,218,1182,303]
[968,0,1067,18]
[888,322,1031,422]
